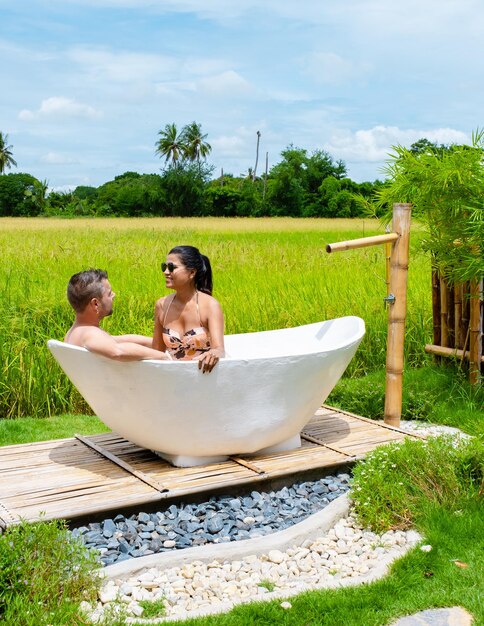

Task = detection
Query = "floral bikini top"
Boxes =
[162,291,211,360]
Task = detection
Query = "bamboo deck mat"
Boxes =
[0,406,422,528]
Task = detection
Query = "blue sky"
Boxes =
[1,0,482,191]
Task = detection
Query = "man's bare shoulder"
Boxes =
[65,325,108,348]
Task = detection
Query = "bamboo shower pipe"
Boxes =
[385,225,392,296]
[326,203,412,427]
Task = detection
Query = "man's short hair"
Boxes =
[67,269,108,312]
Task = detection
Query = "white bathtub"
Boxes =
[48,316,365,467]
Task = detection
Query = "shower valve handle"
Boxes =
[383,293,396,309]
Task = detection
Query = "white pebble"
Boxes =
[268,549,285,564]
[420,544,432,552]
[98,586,118,603]
[93,510,421,622]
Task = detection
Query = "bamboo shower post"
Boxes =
[383,204,412,426]
[326,203,412,428]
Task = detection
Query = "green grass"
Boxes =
[351,435,483,532]
[138,598,167,619]
[0,413,109,446]
[0,518,101,626]
[0,216,432,417]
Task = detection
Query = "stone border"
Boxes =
[104,493,351,579]
[101,493,420,624]
[128,542,421,625]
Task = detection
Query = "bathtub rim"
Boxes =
[47,315,365,364]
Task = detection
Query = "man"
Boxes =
[65,268,169,361]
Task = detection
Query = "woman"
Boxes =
[153,245,225,373]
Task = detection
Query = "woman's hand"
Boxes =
[197,347,224,373]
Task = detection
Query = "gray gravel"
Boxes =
[71,473,351,566]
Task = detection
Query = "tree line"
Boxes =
[1,124,382,218]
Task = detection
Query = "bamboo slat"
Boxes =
[300,433,356,457]
[425,344,484,363]
[448,283,455,348]
[469,278,483,385]
[75,434,169,493]
[0,406,421,527]
[229,457,266,475]
[431,266,441,349]
[454,283,463,349]
[440,275,449,348]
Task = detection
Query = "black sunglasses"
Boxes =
[161,262,179,273]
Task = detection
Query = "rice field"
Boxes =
[0,217,432,418]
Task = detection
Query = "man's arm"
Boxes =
[70,327,169,361]
[113,334,153,348]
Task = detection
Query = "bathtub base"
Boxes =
[152,434,302,468]
[152,451,230,468]
[245,434,302,457]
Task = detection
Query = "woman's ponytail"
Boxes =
[196,254,213,295]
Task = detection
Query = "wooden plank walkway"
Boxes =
[0,406,422,528]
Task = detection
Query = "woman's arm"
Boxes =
[198,297,225,373]
[152,298,167,352]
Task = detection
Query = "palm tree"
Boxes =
[252,130,261,182]
[0,132,17,174]
[181,122,211,170]
[155,123,185,168]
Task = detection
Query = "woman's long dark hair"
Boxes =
[169,245,213,295]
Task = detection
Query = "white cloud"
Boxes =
[41,151,79,165]
[182,58,230,76]
[19,0,484,31]
[56,0,260,19]
[325,126,471,162]
[18,109,35,121]
[304,52,371,85]
[48,184,77,194]
[155,81,196,95]
[18,97,102,121]
[197,70,253,96]
[211,124,268,162]
[68,46,179,83]
[211,134,246,156]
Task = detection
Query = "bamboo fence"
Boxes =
[425,273,483,385]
